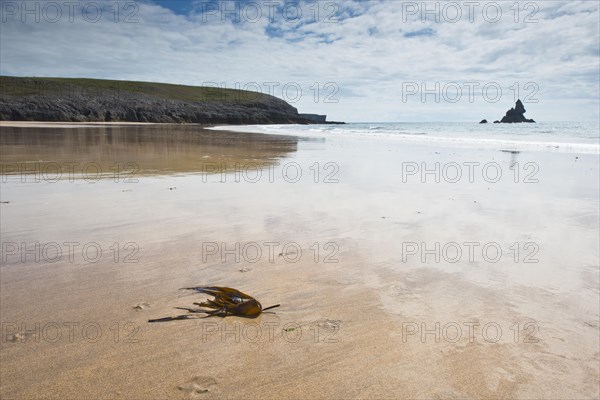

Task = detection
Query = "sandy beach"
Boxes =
[1,122,599,399]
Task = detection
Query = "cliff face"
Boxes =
[0,76,310,124]
[299,113,327,123]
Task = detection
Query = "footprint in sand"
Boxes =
[6,332,33,343]
[133,302,151,311]
[319,319,342,331]
[177,376,217,397]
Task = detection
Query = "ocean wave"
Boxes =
[209,124,600,154]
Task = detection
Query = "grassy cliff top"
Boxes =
[0,76,273,103]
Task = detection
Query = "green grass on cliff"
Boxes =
[0,76,272,103]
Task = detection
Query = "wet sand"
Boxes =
[0,123,301,176]
[1,122,598,399]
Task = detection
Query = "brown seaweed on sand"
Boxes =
[148,286,280,322]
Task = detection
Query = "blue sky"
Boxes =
[1,0,599,122]
[152,0,197,14]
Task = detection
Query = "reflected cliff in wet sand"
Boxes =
[0,123,300,178]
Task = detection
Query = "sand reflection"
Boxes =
[0,124,300,178]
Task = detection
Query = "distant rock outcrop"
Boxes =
[299,113,327,123]
[297,113,345,124]
[500,100,535,123]
[479,119,488,124]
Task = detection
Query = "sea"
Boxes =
[210,122,600,155]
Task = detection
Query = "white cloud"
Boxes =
[1,0,598,122]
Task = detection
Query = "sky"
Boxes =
[1,0,599,122]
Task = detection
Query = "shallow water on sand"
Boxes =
[0,123,302,178]
[1,123,599,399]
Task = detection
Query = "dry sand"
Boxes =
[0,122,598,399]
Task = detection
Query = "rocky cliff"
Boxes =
[0,76,317,124]
[299,113,327,123]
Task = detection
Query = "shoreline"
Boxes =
[208,122,600,155]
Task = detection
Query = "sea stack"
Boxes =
[500,99,536,123]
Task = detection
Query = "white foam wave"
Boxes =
[208,124,600,154]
